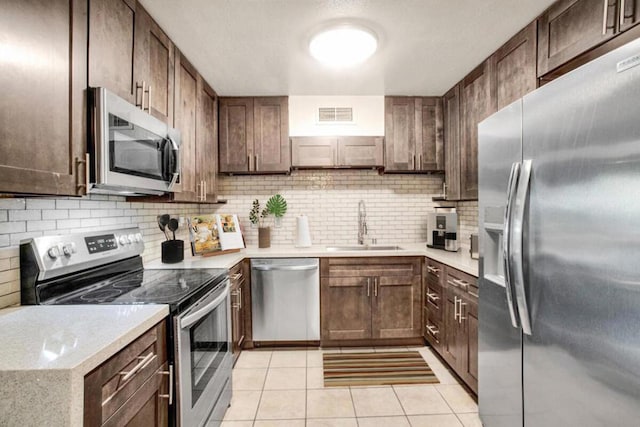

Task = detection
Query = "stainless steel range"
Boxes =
[20,227,232,427]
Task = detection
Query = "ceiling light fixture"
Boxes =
[309,25,378,68]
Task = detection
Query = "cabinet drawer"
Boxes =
[445,267,478,296]
[423,307,443,348]
[229,261,245,286]
[425,258,444,285]
[425,282,443,322]
[84,320,168,425]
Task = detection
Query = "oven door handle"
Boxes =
[180,286,229,329]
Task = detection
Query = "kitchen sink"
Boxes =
[326,245,404,251]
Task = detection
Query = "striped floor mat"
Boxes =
[323,351,439,387]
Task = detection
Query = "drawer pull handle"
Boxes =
[159,364,174,405]
[427,266,440,275]
[448,278,469,291]
[427,292,439,302]
[231,273,243,281]
[469,291,479,298]
[426,324,439,335]
[120,352,156,382]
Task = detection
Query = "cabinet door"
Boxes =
[538,0,617,77]
[442,288,465,371]
[415,98,444,171]
[620,0,640,31]
[197,78,218,202]
[443,85,461,200]
[385,97,416,171]
[492,22,537,110]
[373,274,421,339]
[253,97,290,172]
[219,98,253,173]
[172,51,199,201]
[134,5,174,124]
[88,0,137,104]
[462,294,478,394]
[460,60,495,200]
[291,137,338,168]
[321,275,372,341]
[337,137,384,167]
[0,0,87,196]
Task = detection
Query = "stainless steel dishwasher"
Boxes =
[251,258,320,342]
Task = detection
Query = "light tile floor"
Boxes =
[222,346,482,427]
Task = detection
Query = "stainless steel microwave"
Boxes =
[88,87,180,195]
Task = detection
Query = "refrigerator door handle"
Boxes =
[511,159,533,335]
[503,162,521,329]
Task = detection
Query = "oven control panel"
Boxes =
[21,227,145,279]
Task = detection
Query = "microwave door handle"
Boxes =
[180,286,229,329]
[167,135,180,190]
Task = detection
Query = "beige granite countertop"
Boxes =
[146,243,478,277]
[0,305,169,426]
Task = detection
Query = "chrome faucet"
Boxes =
[357,200,367,245]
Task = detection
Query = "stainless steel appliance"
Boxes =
[478,37,640,426]
[89,87,180,195]
[427,208,457,250]
[251,258,320,342]
[20,228,231,427]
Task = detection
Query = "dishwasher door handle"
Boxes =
[252,264,319,272]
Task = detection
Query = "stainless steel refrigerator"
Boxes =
[478,37,640,426]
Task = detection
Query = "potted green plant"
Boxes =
[249,194,287,248]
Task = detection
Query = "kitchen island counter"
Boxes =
[146,243,478,276]
[0,304,169,426]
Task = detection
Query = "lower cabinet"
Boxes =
[427,263,478,394]
[320,257,422,343]
[230,260,249,363]
[84,320,169,426]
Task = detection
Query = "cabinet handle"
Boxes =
[426,324,439,335]
[159,364,174,405]
[427,266,440,275]
[418,154,422,170]
[453,296,459,321]
[427,291,439,302]
[469,291,478,298]
[255,155,258,171]
[247,155,252,171]
[412,154,416,170]
[203,180,207,201]
[238,287,242,310]
[459,300,467,323]
[231,273,243,281]
[367,277,371,297]
[120,352,156,382]
[135,81,145,108]
[146,85,152,112]
[448,278,469,291]
[620,0,626,28]
[374,277,378,297]
[602,0,609,35]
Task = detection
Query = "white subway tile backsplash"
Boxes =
[27,220,57,232]
[55,199,80,209]
[42,210,69,220]
[8,210,41,221]
[0,199,26,210]
[0,222,25,234]
[25,199,56,210]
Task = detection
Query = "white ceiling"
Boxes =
[139,0,556,96]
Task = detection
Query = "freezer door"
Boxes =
[478,100,523,427]
[521,38,640,426]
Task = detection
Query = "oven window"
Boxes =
[109,113,166,181]
[190,301,228,406]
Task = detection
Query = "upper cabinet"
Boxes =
[535,0,640,78]
[459,60,496,200]
[443,85,462,201]
[89,0,174,123]
[384,97,443,173]
[219,97,290,174]
[0,0,88,196]
[491,22,537,110]
[291,136,384,169]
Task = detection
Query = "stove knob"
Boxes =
[119,235,129,246]
[47,246,61,260]
[128,234,136,244]
[135,233,143,243]
[62,243,76,256]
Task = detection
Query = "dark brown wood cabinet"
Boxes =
[89,0,174,123]
[537,0,618,77]
[291,136,383,168]
[459,60,496,200]
[385,97,444,172]
[443,85,462,201]
[320,257,422,344]
[492,22,538,110]
[84,320,169,426]
[197,79,218,202]
[423,259,445,352]
[219,97,290,173]
[230,260,248,363]
[0,0,88,196]
[620,0,640,31]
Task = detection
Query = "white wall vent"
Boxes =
[318,107,353,123]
